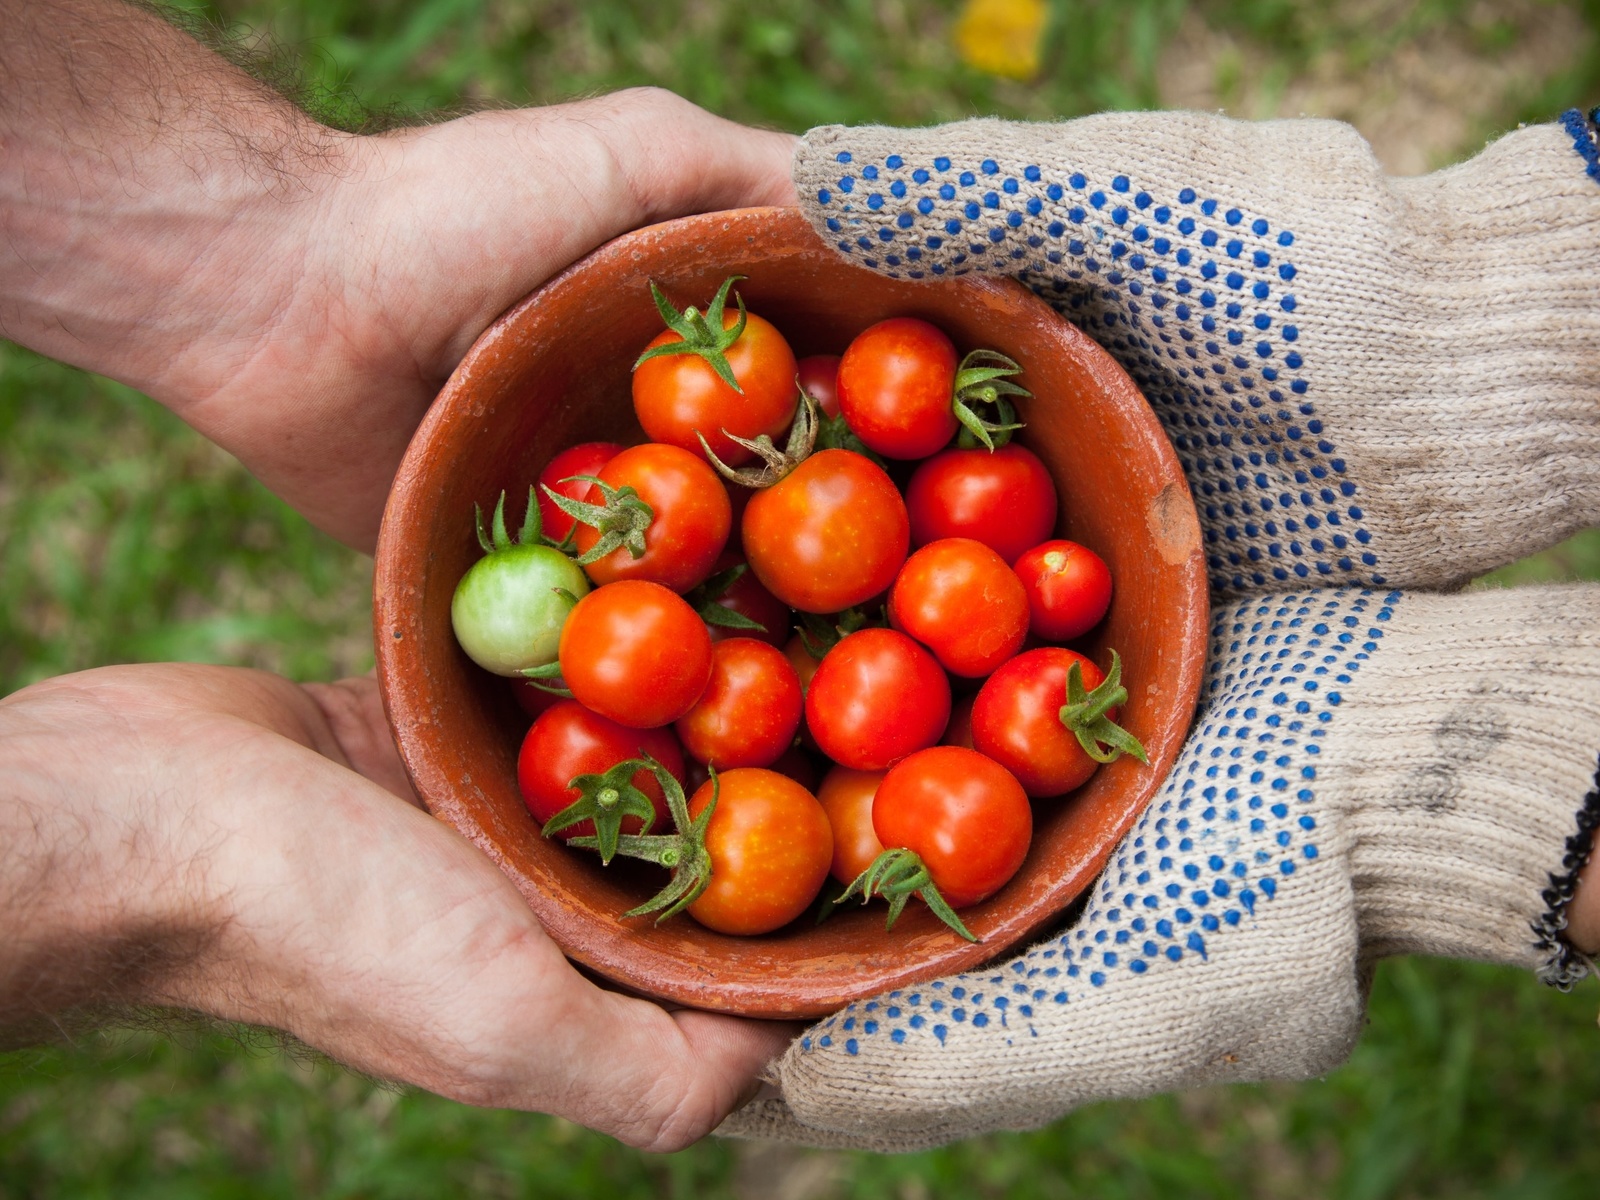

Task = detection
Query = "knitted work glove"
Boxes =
[791,111,1600,596]
[723,584,1600,1150]
[717,113,1600,1149]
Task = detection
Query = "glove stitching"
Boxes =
[1529,751,1600,989]
[797,589,1396,1059]
[811,149,1377,596]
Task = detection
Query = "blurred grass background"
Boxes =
[6,0,1600,1195]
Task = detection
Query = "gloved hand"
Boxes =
[795,109,1600,595]
[718,110,1600,1150]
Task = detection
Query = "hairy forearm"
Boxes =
[0,679,222,1040]
[0,0,343,402]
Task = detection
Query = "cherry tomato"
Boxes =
[971,647,1111,797]
[700,552,791,647]
[574,443,731,593]
[836,318,959,459]
[537,441,623,543]
[796,354,842,418]
[873,746,1031,909]
[804,628,950,770]
[904,444,1058,565]
[634,309,798,467]
[450,542,589,676]
[516,700,685,839]
[1013,539,1113,641]
[816,766,887,886]
[685,768,833,935]
[675,638,803,769]
[743,449,909,613]
[888,537,1029,677]
[558,581,713,728]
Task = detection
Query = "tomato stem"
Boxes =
[541,475,655,565]
[1057,650,1150,765]
[951,349,1030,451]
[698,392,819,489]
[632,276,750,394]
[837,847,979,942]
[518,661,574,698]
[571,756,717,923]
[542,758,662,864]
[475,486,574,555]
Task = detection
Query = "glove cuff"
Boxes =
[1323,586,1600,981]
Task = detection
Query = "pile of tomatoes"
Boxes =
[449,277,1145,940]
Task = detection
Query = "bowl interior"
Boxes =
[374,207,1207,1018]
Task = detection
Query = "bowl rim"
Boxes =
[373,206,1209,1017]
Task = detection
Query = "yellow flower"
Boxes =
[953,0,1049,81]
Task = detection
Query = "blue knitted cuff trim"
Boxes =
[1531,753,1600,989]
[1559,108,1600,189]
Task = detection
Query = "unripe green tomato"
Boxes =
[450,545,589,676]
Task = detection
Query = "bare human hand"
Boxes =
[0,665,794,1150]
[0,0,798,550]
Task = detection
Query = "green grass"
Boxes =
[7,1,1600,1196]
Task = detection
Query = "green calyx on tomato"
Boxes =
[698,391,819,489]
[542,756,662,865]
[542,474,654,566]
[836,847,978,942]
[683,562,768,633]
[573,755,718,923]
[1059,650,1150,765]
[952,349,1030,452]
[632,276,750,394]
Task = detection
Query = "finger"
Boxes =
[525,986,799,1152]
[300,675,421,806]
[573,87,800,223]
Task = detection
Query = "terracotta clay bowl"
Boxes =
[374,207,1208,1020]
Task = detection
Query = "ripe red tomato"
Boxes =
[873,745,1031,909]
[675,638,803,769]
[558,581,713,728]
[685,768,833,935]
[573,443,731,593]
[904,444,1058,565]
[516,700,685,839]
[742,449,909,613]
[699,552,791,647]
[816,766,886,886]
[804,628,950,770]
[537,441,623,543]
[837,317,960,459]
[971,647,1111,797]
[633,309,798,466]
[888,537,1029,677]
[796,354,842,418]
[1013,539,1113,641]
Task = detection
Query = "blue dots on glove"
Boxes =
[797,588,1398,1057]
[813,154,1380,596]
